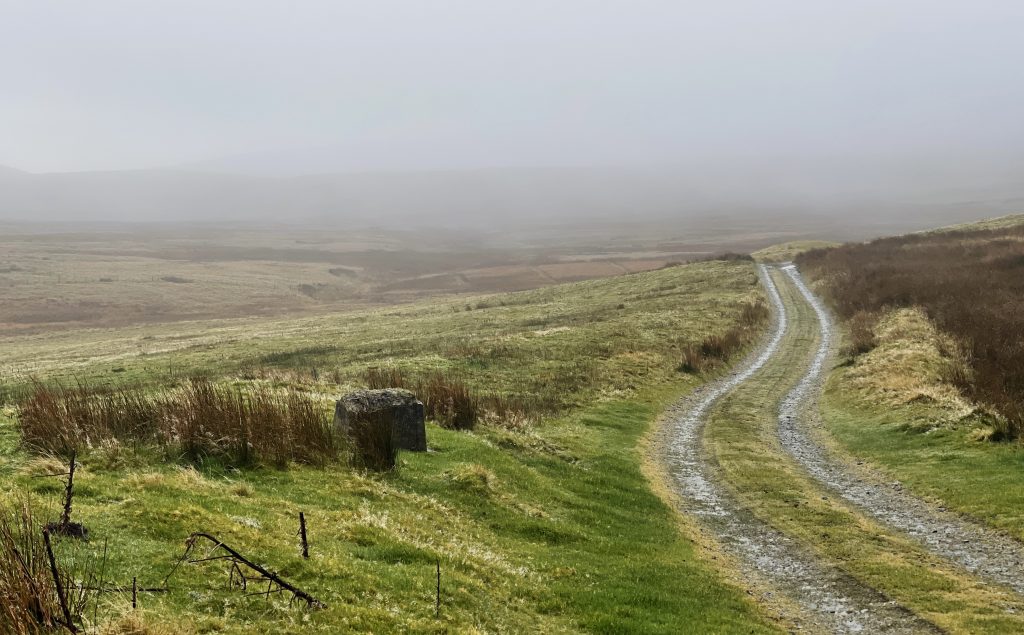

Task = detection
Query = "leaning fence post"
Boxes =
[59,450,77,529]
[436,559,441,618]
[43,527,77,633]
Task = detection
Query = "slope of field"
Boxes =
[0,225,689,335]
[0,216,838,335]
[796,215,1024,540]
[0,260,776,633]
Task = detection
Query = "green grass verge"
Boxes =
[0,392,776,634]
[823,377,1024,543]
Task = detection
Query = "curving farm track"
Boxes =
[656,264,1024,633]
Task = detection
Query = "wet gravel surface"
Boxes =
[780,264,1024,596]
[660,264,932,634]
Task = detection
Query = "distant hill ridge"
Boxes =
[1,162,1023,227]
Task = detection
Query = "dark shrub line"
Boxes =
[678,300,770,374]
[797,224,1024,439]
[365,367,556,430]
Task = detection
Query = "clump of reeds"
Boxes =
[677,344,705,374]
[18,381,157,458]
[363,366,557,430]
[364,366,408,390]
[18,379,335,467]
[678,300,769,374]
[362,367,479,430]
[417,372,478,430]
[159,379,336,467]
[345,412,397,472]
[0,499,94,634]
[740,300,770,327]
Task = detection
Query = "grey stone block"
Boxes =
[335,388,427,451]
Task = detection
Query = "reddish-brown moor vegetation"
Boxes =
[796,223,1024,439]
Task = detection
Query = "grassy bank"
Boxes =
[797,218,1024,438]
[0,260,776,633]
[821,386,1024,542]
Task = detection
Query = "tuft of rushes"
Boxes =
[18,379,335,467]
[345,411,397,471]
[678,300,769,374]
[0,499,94,634]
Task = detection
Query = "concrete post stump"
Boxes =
[335,388,427,451]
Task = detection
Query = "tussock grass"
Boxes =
[445,463,497,495]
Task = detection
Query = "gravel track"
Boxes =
[779,264,1024,595]
[660,264,932,634]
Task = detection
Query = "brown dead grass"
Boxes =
[17,379,336,467]
[842,308,978,427]
[678,299,770,374]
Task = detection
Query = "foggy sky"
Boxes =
[3,1,1024,177]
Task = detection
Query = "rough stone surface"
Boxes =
[335,389,426,451]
